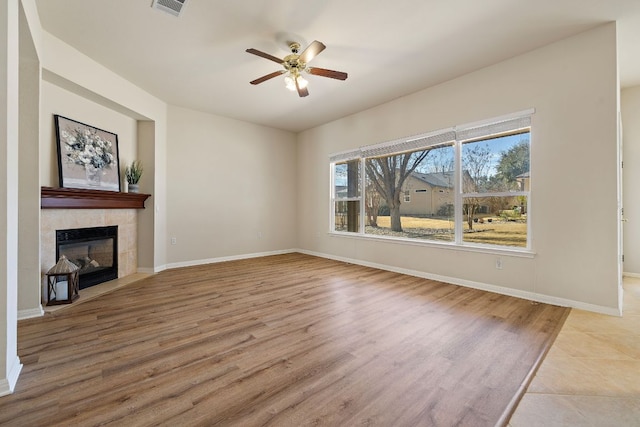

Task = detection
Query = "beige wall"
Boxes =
[165,106,297,265]
[622,85,640,275]
[1,0,21,396]
[297,24,621,314]
[17,0,41,318]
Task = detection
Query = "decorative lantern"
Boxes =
[46,255,80,305]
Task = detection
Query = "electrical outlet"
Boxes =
[171,237,177,245]
[257,231,263,239]
[495,258,503,270]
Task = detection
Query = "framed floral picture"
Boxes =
[54,115,121,192]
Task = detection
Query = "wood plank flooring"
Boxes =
[0,253,569,426]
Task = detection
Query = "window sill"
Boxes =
[327,231,536,258]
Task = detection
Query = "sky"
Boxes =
[334,132,530,188]
[417,132,530,177]
[463,132,530,177]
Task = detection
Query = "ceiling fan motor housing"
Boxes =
[284,43,306,73]
[289,42,301,54]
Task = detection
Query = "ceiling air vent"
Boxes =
[151,0,188,17]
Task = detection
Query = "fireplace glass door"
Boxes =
[56,226,118,289]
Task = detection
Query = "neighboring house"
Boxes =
[398,170,527,217]
[357,169,530,218]
[334,185,347,199]
[400,171,455,216]
[516,171,530,191]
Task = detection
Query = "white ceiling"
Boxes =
[34,0,640,133]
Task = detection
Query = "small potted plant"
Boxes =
[125,160,143,193]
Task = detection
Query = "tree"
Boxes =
[365,184,381,227]
[496,140,530,185]
[462,143,492,230]
[365,150,431,232]
[421,147,454,174]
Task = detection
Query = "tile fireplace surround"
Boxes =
[40,209,138,302]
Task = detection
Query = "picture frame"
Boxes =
[54,115,121,192]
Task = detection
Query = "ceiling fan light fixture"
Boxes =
[284,74,297,91]
[296,75,308,89]
[284,71,308,91]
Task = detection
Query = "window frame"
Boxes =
[329,110,534,254]
[330,157,362,233]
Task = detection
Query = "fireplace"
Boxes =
[56,226,118,289]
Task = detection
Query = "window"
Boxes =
[461,132,530,247]
[363,141,455,242]
[330,111,532,250]
[332,159,361,233]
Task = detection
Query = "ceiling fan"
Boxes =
[246,40,348,97]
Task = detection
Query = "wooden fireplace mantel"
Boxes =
[41,187,151,209]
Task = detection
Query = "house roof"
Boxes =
[411,171,455,189]
[34,1,640,132]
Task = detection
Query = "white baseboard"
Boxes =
[296,249,622,317]
[165,249,296,270]
[137,266,165,274]
[135,248,620,316]
[623,271,640,279]
[0,356,22,397]
[18,305,44,320]
[137,249,296,277]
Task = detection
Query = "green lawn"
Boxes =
[368,216,527,247]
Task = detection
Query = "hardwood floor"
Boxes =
[1,253,569,426]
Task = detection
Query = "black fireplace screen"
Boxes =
[56,226,118,289]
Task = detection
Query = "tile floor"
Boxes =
[509,277,640,426]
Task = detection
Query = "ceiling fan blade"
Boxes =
[296,79,309,97]
[308,67,348,81]
[250,70,285,85]
[246,48,284,64]
[298,40,326,64]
